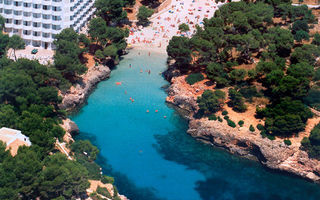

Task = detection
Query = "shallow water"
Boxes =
[72,50,320,200]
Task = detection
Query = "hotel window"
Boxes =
[13,29,18,33]
[23,21,31,26]
[23,2,31,7]
[0,8,3,13]
[14,20,21,25]
[33,31,40,36]
[43,5,50,10]
[23,30,31,35]
[4,0,11,5]
[14,1,21,6]
[33,13,41,18]
[52,15,61,21]
[42,32,50,38]
[4,9,12,14]
[33,4,40,9]
[0,0,3,3]
[52,34,56,38]
[42,23,50,29]
[52,25,61,30]
[52,6,61,11]
[14,11,22,15]
[5,18,12,23]
[42,14,50,19]
[23,12,31,17]
[33,22,41,27]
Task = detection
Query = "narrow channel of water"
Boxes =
[72,49,320,200]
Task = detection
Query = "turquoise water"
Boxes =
[72,50,320,200]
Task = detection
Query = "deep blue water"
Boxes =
[71,50,320,200]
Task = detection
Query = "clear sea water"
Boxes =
[71,50,320,200]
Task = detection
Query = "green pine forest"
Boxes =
[167,0,320,158]
[0,0,137,199]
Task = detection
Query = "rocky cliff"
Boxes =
[166,75,320,183]
[59,64,111,111]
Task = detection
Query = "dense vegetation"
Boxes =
[302,123,320,159]
[167,1,319,139]
[0,10,126,198]
[137,5,154,26]
[88,17,128,66]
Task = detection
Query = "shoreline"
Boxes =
[58,62,129,200]
[165,74,320,184]
[129,43,167,54]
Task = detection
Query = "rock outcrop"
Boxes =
[59,64,111,111]
[166,75,320,183]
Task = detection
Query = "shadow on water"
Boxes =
[75,132,164,200]
[152,110,320,200]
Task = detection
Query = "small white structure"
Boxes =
[0,127,31,155]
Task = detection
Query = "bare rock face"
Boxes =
[166,74,320,183]
[166,76,198,112]
[59,64,111,111]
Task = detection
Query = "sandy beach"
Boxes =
[127,0,227,52]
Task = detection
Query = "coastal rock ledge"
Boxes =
[166,75,320,183]
[59,64,111,111]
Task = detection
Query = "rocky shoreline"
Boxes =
[57,63,128,200]
[59,64,111,111]
[165,72,320,183]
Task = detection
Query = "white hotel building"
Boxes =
[0,0,95,49]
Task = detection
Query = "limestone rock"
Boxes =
[59,64,111,111]
[166,72,320,183]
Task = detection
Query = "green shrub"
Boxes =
[239,86,262,101]
[71,140,99,161]
[301,123,320,160]
[227,119,236,128]
[113,196,122,200]
[249,125,255,132]
[208,114,217,120]
[224,115,229,120]
[257,124,264,131]
[185,73,204,85]
[96,186,112,199]
[267,134,275,140]
[228,88,247,112]
[137,6,154,25]
[222,110,228,115]
[238,120,244,127]
[314,68,320,81]
[197,90,226,115]
[101,175,114,184]
[260,130,267,138]
[75,154,101,179]
[113,186,119,197]
[284,139,292,146]
[218,116,223,122]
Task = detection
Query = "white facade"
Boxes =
[0,0,95,49]
[0,127,31,146]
